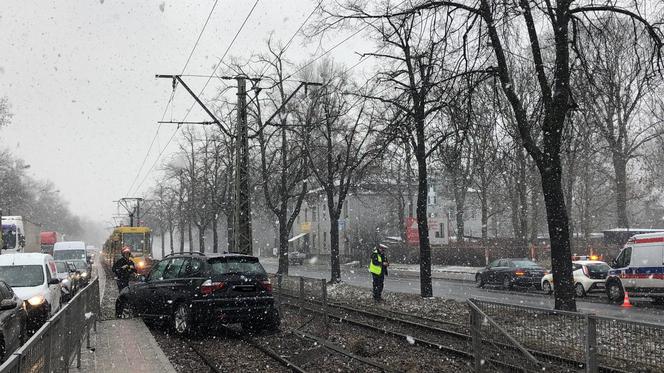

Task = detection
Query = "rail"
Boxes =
[0,277,100,373]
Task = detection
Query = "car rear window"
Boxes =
[0,265,45,287]
[511,260,540,268]
[209,257,266,276]
[53,250,86,261]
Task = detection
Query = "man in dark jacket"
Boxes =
[112,246,136,292]
[368,244,389,302]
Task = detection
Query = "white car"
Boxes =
[0,253,62,329]
[541,260,610,297]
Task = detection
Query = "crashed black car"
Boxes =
[115,252,279,334]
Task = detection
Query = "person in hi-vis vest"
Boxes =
[369,244,389,301]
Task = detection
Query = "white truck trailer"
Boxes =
[1,216,41,253]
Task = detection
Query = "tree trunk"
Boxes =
[212,216,219,253]
[455,198,465,242]
[529,168,540,244]
[540,162,576,311]
[188,222,194,252]
[415,154,433,298]
[329,212,341,283]
[198,225,205,253]
[161,229,165,259]
[179,222,185,254]
[226,213,235,251]
[517,149,529,247]
[612,154,629,228]
[480,190,489,240]
[277,215,289,275]
[169,227,174,255]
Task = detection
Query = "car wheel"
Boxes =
[116,300,135,319]
[575,283,586,298]
[502,276,512,290]
[542,280,552,295]
[606,282,624,304]
[475,275,485,288]
[173,304,192,335]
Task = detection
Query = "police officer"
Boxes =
[112,246,136,292]
[369,244,389,302]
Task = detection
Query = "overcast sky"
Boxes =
[0,0,370,226]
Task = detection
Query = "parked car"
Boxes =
[0,253,61,331]
[541,260,610,297]
[55,261,80,302]
[0,280,27,362]
[115,253,279,334]
[606,232,664,305]
[476,258,546,289]
[288,251,306,266]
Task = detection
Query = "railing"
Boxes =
[469,298,664,372]
[0,277,100,373]
[270,274,329,335]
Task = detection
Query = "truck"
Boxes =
[40,231,59,255]
[1,216,41,253]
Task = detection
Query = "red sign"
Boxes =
[406,217,419,245]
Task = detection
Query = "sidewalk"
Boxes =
[72,319,177,373]
[72,260,177,373]
[260,256,481,282]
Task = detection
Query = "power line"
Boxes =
[135,0,262,197]
[126,0,221,196]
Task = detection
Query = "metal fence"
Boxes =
[270,274,329,334]
[469,298,664,372]
[0,277,100,373]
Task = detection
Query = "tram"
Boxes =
[104,226,153,275]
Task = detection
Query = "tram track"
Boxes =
[276,291,627,373]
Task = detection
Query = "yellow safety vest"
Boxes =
[369,250,383,275]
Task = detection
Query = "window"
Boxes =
[343,203,349,218]
[148,260,169,281]
[439,223,444,238]
[498,259,509,267]
[615,247,632,268]
[0,283,11,300]
[488,259,500,268]
[0,265,45,287]
[311,206,317,222]
[311,233,317,251]
[209,257,266,276]
[305,208,309,222]
[179,259,203,278]
[162,258,186,280]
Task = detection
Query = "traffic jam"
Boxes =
[0,217,96,360]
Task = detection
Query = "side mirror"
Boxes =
[48,278,61,285]
[0,299,17,310]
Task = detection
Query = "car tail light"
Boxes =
[514,269,526,276]
[582,266,590,278]
[200,279,225,295]
[260,280,272,294]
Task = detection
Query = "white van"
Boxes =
[53,241,87,262]
[0,253,61,328]
[606,232,664,305]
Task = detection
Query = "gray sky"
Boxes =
[0,0,369,225]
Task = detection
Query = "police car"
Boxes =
[605,232,664,305]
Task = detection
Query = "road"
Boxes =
[263,262,664,324]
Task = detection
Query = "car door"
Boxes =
[0,283,20,352]
[133,259,169,316]
[170,258,204,305]
[484,260,500,284]
[489,260,508,284]
[153,258,186,315]
[45,262,61,313]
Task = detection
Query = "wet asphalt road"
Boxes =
[263,262,664,324]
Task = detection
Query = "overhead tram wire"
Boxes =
[133,0,262,197]
[126,0,222,197]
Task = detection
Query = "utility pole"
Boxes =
[233,77,253,255]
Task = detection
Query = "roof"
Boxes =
[0,253,52,266]
[573,260,607,265]
[161,252,257,260]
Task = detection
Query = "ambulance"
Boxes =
[605,232,664,305]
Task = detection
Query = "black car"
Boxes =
[476,258,546,289]
[115,253,279,334]
[0,281,27,361]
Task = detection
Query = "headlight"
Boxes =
[27,295,45,306]
[137,261,145,269]
[81,272,88,278]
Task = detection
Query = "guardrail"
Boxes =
[0,277,100,373]
[470,298,664,372]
